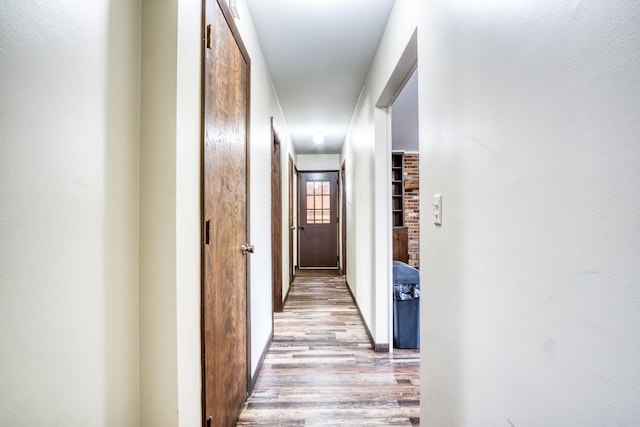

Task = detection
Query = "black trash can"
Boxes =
[392,261,420,349]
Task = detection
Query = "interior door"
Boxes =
[202,1,250,426]
[298,171,339,268]
[271,120,283,312]
[341,161,347,276]
[288,155,294,283]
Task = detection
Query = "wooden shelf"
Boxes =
[392,152,408,263]
[391,152,404,226]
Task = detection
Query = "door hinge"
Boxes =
[205,24,212,49]
[206,24,212,49]
[205,220,211,245]
[206,416,212,427]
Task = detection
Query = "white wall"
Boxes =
[342,0,418,345]
[139,0,202,425]
[175,2,203,426]
[296,154,341,171]
[139,2,179,424]
[232,0,295,377]
[418,0,640,425]
[0,1,140,425]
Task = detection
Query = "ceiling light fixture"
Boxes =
[313,133,325,145]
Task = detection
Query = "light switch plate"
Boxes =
[433,193,442,226]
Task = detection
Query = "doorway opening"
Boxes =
[373,29,419,352]
[390,68,421,350]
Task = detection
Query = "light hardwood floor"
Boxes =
[237,272,420,426]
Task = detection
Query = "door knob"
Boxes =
[241,244,255,255]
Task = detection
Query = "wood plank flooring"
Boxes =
[237,272,420,426]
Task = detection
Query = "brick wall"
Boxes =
[403,153,420,268]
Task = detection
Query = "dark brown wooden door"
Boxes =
[341,161,347,276]
[271,120,283,312]
[298,171,339,268]
[202,1,250,426]
[288,156,294,285]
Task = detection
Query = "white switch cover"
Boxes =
[433,194,442,226]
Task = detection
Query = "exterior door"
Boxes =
[298,171,339,268]
[202,1,251,426]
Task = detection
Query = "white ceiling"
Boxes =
[244,0,396,154]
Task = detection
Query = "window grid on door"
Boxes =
[306,180,331,224]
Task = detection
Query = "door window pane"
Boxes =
[306,179,331,224]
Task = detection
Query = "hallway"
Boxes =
[236,272,420,426]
